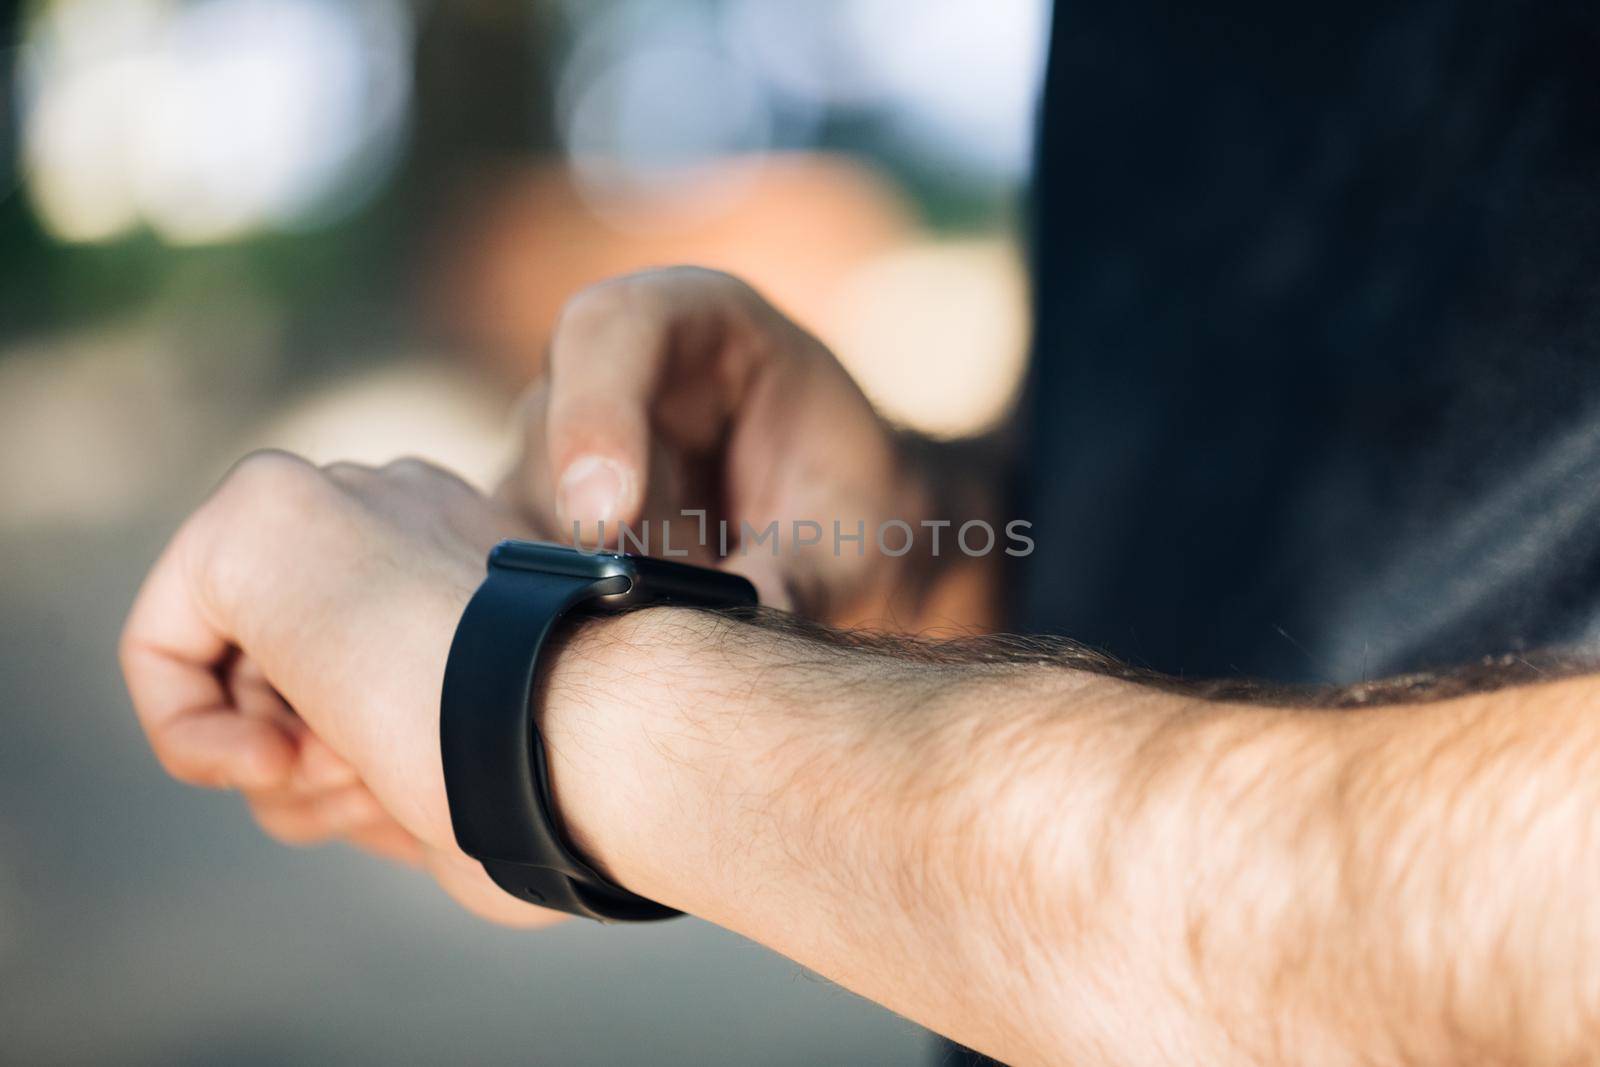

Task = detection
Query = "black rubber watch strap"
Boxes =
[439,563,678,922]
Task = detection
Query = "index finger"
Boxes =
[544,267,766,540]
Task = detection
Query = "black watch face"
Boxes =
[487,540,757,611]
[489,540,631,580]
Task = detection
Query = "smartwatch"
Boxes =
[440,540,758,922]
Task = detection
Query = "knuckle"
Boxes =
[655,264,758,307]
[215,450,329,528]
[212,452,320,531]
[381,456,472,501]
[556,279,634,333]
[228,449,319,495]
[320,460,372,484]
[191,450,342,618]
[381,455,439,479]
[558,267,705,330]
[557,267,758,341]
[668,264,744,291]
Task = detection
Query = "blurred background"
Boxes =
[0,0,1046,1062]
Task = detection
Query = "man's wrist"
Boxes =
[536,605,946,927]
[537,607,794,915]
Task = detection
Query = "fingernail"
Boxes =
[558,455,629,527]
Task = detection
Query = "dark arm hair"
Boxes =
[726,603,1596,709]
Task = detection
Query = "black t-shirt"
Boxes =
[1015,0,1600,684]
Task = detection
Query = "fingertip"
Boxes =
[555,454,638,538]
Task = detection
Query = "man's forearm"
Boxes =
[541,608,1600,1065]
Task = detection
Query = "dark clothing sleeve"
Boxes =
[1016,0,1600,684]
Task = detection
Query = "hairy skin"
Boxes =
[541,608,1600,1066]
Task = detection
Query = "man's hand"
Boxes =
[498,266,999,630]
[119,450,559,927]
